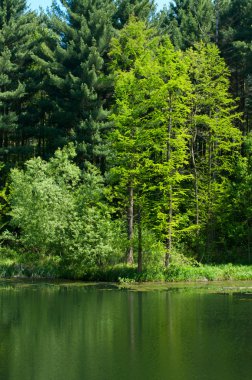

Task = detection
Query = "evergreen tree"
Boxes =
[0,0,39,164]
[112,0,155,28]
[160,0,215,50]
[35,0,115,165]
[218,0,252,133]
[22,11,59,159]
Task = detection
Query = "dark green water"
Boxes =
[0,281,252,380]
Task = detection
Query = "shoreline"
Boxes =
[1,278,252,295]
[1,261,252,283]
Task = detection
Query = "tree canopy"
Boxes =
[0,0,251,278]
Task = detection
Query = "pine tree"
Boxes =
[160,0,215,50]
[21,11,59,159]
[35,0,115,166]
[112,0,155,28]
[218,0,252,133]
[0,0,39,164]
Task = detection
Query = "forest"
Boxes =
[1,0,252,280]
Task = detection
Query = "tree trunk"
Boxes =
[165,96,173,267]
[165,185,172,267]
[206,131,214,257]
[191,131,199,227]
[137,207,142,273]
[127,184,134,264]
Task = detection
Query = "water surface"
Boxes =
[0,280,252,380]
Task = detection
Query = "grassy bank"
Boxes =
[1,253,252,282]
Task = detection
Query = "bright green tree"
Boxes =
[109,19,192,268]
[108,19,158,266]
[212,133,252,263]
[185,43,242,259]
[146,39,192,266]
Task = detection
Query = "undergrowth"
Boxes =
[1,247,252,282]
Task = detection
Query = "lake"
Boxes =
[0,281,252,380]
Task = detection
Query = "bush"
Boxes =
[9,145,123,273]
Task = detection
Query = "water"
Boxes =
[0,281,252,380]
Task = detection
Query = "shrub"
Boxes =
[9,145,122,273]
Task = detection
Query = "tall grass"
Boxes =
[1,248,252,282]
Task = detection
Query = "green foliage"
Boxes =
[0,0,41,163]
[9,145,119,273]
[138,229,165,270]
[0,170,9,230]
[0,0,250,277]
[209,132,252,263]
[164,263,252,282]
[108,18,193,265]
[183,42,242,258]
[112,0,155,28]
[219,0,252,132]
[108,19,241,267]
[159,0,215,50]
[34,0,115,164]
